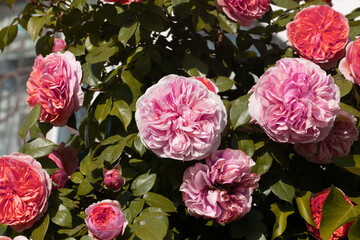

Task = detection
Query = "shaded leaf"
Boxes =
[253,151,273,175]
[348,218,360,240]
[230,94,252,129]
[183,54,208,77]
[134,134,146,157]
[109,100,132,131]
[19,104,41,140]
[340,103,360,118]
[27,16,46,41]
[270,203,295,240]
[118,19,138,47]
[144,192,177,213]
[94,97,112,124]
[270,179,295,203]
[218,13,237,35]
[22,138,57,158]
[51,204,72,228]
[295,191,316,226]
[336,79,353,97]
[31,214,50,240]
[272,0,298,8]
[214,76,234,92]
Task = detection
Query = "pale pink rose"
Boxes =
[294,110,358,164]
[26,51,84,127]
[135,74,227,161]
[100,0,143,4]
[287,5,349,65]
[47,143,78,190]
[102,164,125,191]
[248,58,340,144]
[85,200,128,240]
[0,236,30,240]
[193,77,218,93]
[339,38,360,85]
[180,149,260,224]
[52,38,66,53]
[306,188,353,240]
[215,0,271,26]
[0,153,51,231]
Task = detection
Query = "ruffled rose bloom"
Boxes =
[0,153,51,231]
[287,5,349,65]
[193,77,218,93]
[26,51,84,127]
[339,38,360,85]
[85,200,128,240]
[102,164,125,191]
[47,143,78,190]
[100,0,143,4]
[294,110,358,164]
[215,0,271,26]
[180,149,260,224]
[306,188,353,240]
[52,38,66,52]
[248,58,340,144]
[135,74,227,161]
[0,236,29,240]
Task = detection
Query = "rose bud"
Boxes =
[102,164,125,191]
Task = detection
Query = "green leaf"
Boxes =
[127,199,145,223]
[0,25,18,51]
[135,208,169,225]
[51,204,72,228]
[94,97,112,124]
[270,203,295,240]
[70,172,84,184]
[214,76,234,92]
[5,0,17,8]
[253,151,273,175]
[272,0,299,9]
[270,179,295,203]
[230,94,252,129]
[58,224,86,237]
[144,192,177,213]
[348,218,360,240]
[97,139,127,164]
[101,135,123,146]
[133,219,168,240]
[340,103,360,118]
[85,45,118,64]
[131,173,156,196]
[138,10,164,32]
[118,19,138,47]
[22,138,57,158]
[336,79,353,97]
[77,178,93,196]
[334,155,360,176]
[37,157,59,175]
[183,54,209,77]
[82,62,100,87]
[236,134,255,157]
[109,100,132,131]
[0,224,6,236]
[295,191,316,226]
[134,134,146,157]
[31,213,50,240]
[121,70,142,110]
[72,0,86,11]
[218,13,237,35]
[27,16,46,41]
[320,185,360,240]
[350,26,360,40]
[19,104,41,139]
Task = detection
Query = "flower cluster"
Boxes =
[135,74,227,161]
[180,149,260,224]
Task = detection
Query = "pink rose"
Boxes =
[294,110,358,164]
[339,38,360,85]
[180,149,260,224]
[135,74,227,161]
[306,188,353,240]
[85,200,128,240]
[193,77,218,93]
[100,0,143,4]
[47,143,78,190]
[0,153,51,231]
[52,38,66,52]
[287,5,349,65]
[215,0,271,26]
[0,236,29,240]
[26,51,84,127]
[102,164,125,191]
[248,58,340,144]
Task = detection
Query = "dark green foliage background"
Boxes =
[2,0,360,239]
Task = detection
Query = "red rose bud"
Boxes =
[102,164,125,191]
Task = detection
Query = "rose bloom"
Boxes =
[52,38,66,52]
[215,0,271,26]
[0,236,29,240]
[26,51,84,127]
[85,200,128,240]
[339,38,360,85]
[306,188,353,240]
[180,149,260,224]
[47,143,78,190]
[294,110,358,164]
[287,5,349,65]
[135,74,227,161]
[0,153,51,231]
[102,164,125,191]
[100,0,143,4]
[248,58,340,144]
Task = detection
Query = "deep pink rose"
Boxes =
[287,5,349,65]
[339,38,360,85]
[306,188,353,240]
[52,38,66,52]
[180,149,260,224]
[215,0,271,26]
[85,200,128,240]
[100,0,143,4]
[193,77,218,93]
[102,164,125,191]
[26,51,84,127]
[294,110,358,164]
[47,143,78,190]
[248,58,340,144]
[135,74,227,161]
[0,153,51,231]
